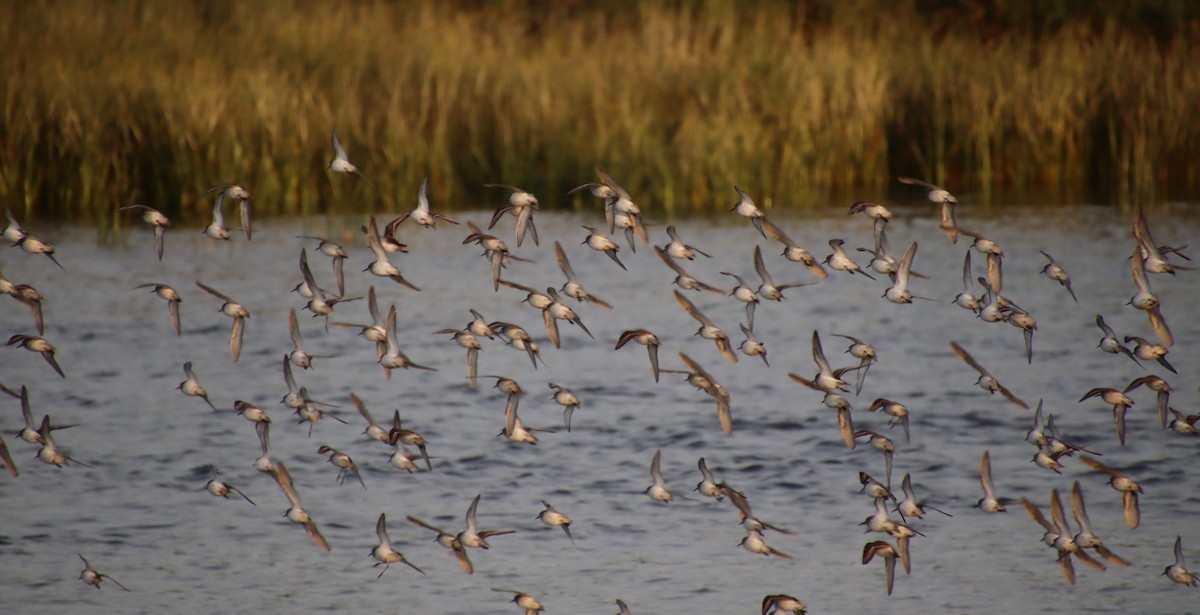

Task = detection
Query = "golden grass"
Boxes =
[1,1,1197,224]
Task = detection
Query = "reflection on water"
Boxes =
[0,205,1198,614]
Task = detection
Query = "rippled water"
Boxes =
[1,203,1198,614]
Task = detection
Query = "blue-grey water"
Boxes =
[0,203,1197,614]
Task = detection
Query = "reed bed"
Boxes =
[1,1,1197,224]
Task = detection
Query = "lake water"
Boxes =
[1,202,1198,614]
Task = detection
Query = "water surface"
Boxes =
[0,204,1198,614]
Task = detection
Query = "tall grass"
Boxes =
[1,1,1197,225]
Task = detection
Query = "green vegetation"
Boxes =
[2,1,1197,224]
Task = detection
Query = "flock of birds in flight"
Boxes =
[1,128,1198,614]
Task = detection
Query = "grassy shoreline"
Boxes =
[2,1,1197,224]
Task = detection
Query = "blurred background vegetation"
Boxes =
[2,0,1198,225]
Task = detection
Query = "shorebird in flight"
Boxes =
[297,234,351,297]
[759,217,827,280]
[7,334,65,378]
[120,204,170,260]
[1094,314,1141,366]
[328,128,375,187]
[1128,243,1174,347]
[645,449,676,503]
[317,445,366,489]
[268,462,331,551]
[78,554,131,591]
[974,450,1008,513]
[195,282,250,363]
[660,352,734,435]
[1132,202,1192,275]
[762,594,807,614]
[492,588,545,614]
[569,168,648,248]
[379,305,438,377]
[178,362,217,411]
[1079,387,1135,445]
[457,494,516,550]
[205,466,256,505]
[615,328,661,382]
[393,177,458,228]
[898,176,959,243]
[1038,250,1078,302]
[363,216,421,291]
[371,513,423,577]
[1,271,46,335]
[537,500,575,544]
[1070,481,1128,567]
[657,246,724,295]
[485,183,539,247]
[1079,455,1142,530]
[731,185,768,239]
[203,183,252,240]
[554,241,612,309]
[674,290,738,364]
[582,225,626,270]
[135,283,182,336]
[949,341,1028,409]
[662,225,711,260]
[1164,536,1200,587]
[862,540,899,595]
